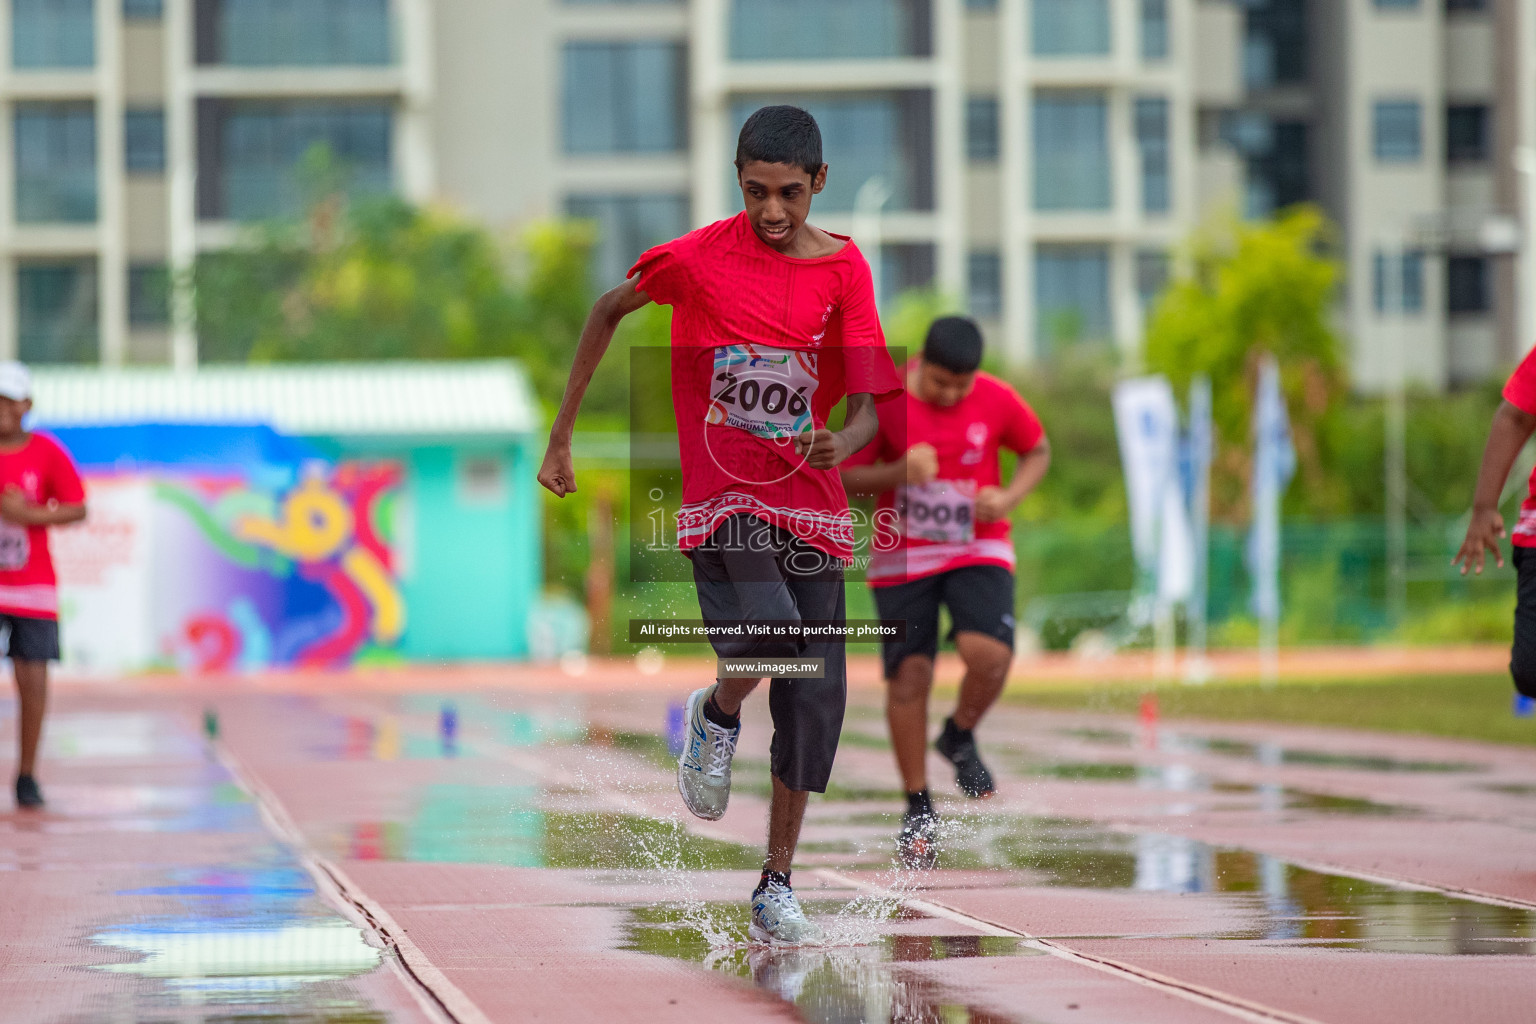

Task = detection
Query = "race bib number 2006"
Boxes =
[707,344,818,440]
[898,480,976,544]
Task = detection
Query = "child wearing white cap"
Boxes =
[0,362,87,808]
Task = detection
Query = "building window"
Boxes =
[18,261,98,364]
[1233,118,1308,217]
[1033,91,1110,212]
[729,92,932,212]
[1032,0,1110,56]
[128,264,171,327]
[1137,249,1169,317]
[125,108,166,173]
[196,100,393,220]
[966,0,997,8]
[124,0,163,17]
[1373,0,1418,7]
[1445,0,1488,11]
[1373,250,1425,314]
[15,103,97,223]
[1447,255,1489,314]
[12,0,94,68]
[1446,104,1489,164]
[966,96,999,162]
[563,42,686,155]
[566,194,688,289]
[1135,96,1170,215]
[195,0,391,66]
[1243,0,1305,88]
[968,251,1002,319]
[1141,0,1168,60]
[879,244,936,308]
[1373,100,1422,162]
[729,0,932,60]
[1035,244,1110,351]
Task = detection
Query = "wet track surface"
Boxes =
[5,675,1536,1022]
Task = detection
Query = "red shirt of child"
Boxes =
[844,363,1044,583]
[0,433,85,618]
[629,212,901,561]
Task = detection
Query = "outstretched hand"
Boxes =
[537,440,577,497]
[1454,507,1506,575]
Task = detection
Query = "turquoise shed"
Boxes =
[32,360,542,662]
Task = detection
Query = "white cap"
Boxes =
[0,362,32,402]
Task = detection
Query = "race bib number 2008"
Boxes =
[707,344,818,440]
[898,480,976,544]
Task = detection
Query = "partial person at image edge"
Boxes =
[0,362,88,810]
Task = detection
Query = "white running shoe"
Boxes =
[677,685,739,821]
[749,878,823,945]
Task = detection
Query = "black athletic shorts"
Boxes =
[1511,546,1536,697]
[871,564,1015,680]
[0,613,60,662]
[689,514,846,793]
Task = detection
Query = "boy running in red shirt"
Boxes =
[0,362,87,809]
[538,106,899,942]
[842,317,1049,867]
[1456,345,1536,695]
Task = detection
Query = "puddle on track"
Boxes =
[626,903,1046,1024]
[1060,727,1485,774]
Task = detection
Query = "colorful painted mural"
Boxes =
[54,459,406,673]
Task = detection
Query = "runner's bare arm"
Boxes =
[975,436,1052,523]
[840,442,936,495]
[1455,399,1536,574]
[796,393,878,471]
[537,278,653,497]
[0,487,85,526]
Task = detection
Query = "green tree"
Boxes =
[1143,205,1346,520]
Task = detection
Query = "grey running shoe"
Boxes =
[749,878,823,945]
[677,685,739,821]
[935,717,995,799]
[14,774,43,809]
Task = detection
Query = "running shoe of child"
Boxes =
[896,807,940,870]
[750,873,823,945]
[677,684,739,820]
[935,717,995,798]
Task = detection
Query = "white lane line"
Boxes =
[815,868,1331,1024]
[213,744,490,1024]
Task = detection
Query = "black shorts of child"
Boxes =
[1511,546,1536,697]
[688,513,846,793]
[871,564,1015,680]
[0,613,60,662]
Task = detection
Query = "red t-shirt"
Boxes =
[1503,349,1536,547]
[0,433,85,618]
[629,212,901,561]
[844,364,1044,584]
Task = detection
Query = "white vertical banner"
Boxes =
[1185,375,1213,683]
[1247,356,1296,685]
[1113,375,1195,677]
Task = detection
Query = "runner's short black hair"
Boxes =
[735,105,824,176]
[922,316,985,374]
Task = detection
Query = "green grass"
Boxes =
[998,673,1536,748]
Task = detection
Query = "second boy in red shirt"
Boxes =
[843,317,1050,867]
[539,106,899,943]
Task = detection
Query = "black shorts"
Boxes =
[871,564,1015,679]
[1511,546,1536,697]
[689,514,846,793]
[0,613,60,663]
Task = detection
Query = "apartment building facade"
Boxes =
[0,0,1529,390]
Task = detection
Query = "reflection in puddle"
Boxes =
[626,906,1040,1024]
[1061,727,1483,774]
